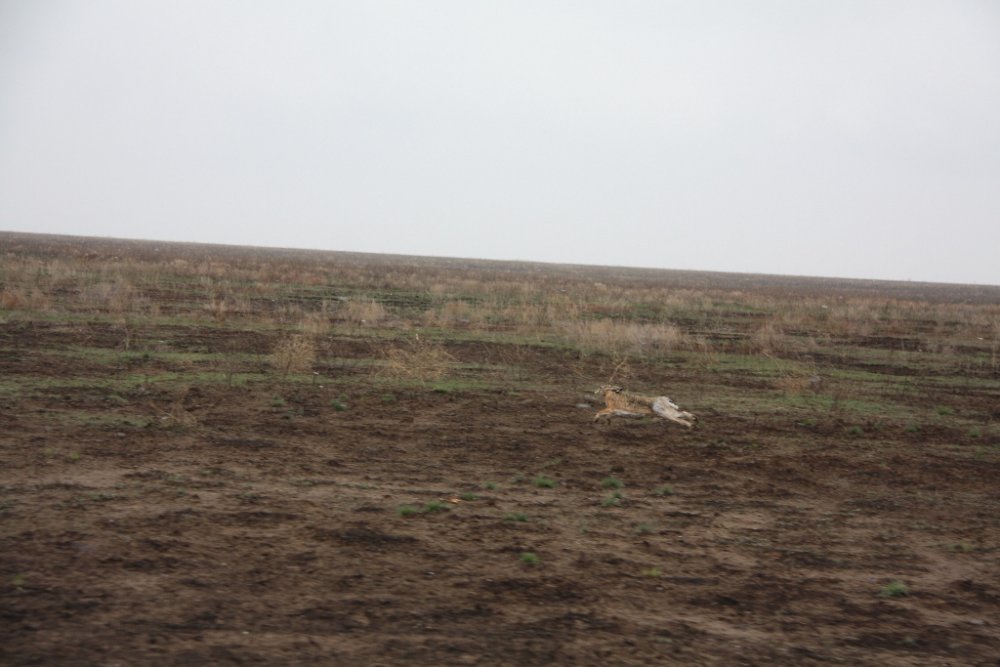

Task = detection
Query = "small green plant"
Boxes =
[642,567,662,577]
[397,505,422,517]
[847,425,863,437]
[880,580,909,598]
[519,552,539,565]
[505,512,529,522]
[969,427,981,438]
[423,500,450,513]
[936,406,953,416]
[905,422,920,434]
[653,485,674,496]
[270,396,286,408]
[381,393,397,404]
[459,492,477,501]
[635,523,654,534]
[107,393,129,406]
[601,476,624,489]
[532,474,556,489]
[484,482,498,491]
[948,542,974,553]
[66,452,81,462]
[601,492,623,507]
[11,573,25,588]
[330,398,348,411]
[511,473,525,484]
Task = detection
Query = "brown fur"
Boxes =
[594,385,697,428]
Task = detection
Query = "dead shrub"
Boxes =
[377,335,454,382]
[270,334,316,377]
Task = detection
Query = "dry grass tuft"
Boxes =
[422,300,488,329]
[750,319,788,354]
[340,299,390,326]
[558,319,688,356]
[378,335,455,382]
[80,281,137,314]
[203,297,230,322]
[270,334,316,377]
[0,288,52,312]
[298,313,329,336]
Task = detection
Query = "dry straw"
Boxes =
[270,334,316,377]
[377,335,455,383]
[340,298,390,326]
[557,319,688,356]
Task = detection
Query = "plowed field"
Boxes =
[2,234,999,665]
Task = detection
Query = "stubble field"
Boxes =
[2,232,999,665]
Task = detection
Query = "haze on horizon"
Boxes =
[1,1,998,286]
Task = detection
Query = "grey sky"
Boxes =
[2,1,999,285]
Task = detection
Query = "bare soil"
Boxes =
[1,240,999,665]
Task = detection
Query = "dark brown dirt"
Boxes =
[2,334,999,666]
[1,231,999,665]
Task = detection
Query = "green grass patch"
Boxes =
[601,492,624,507]
[532,474,557,489]
[780,393,909,417]
[519,552,540,565]
[880,580,909,598]
[601,476,624,489]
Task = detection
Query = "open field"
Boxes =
[2,231,999,665]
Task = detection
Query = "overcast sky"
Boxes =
[1,1,998,285]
